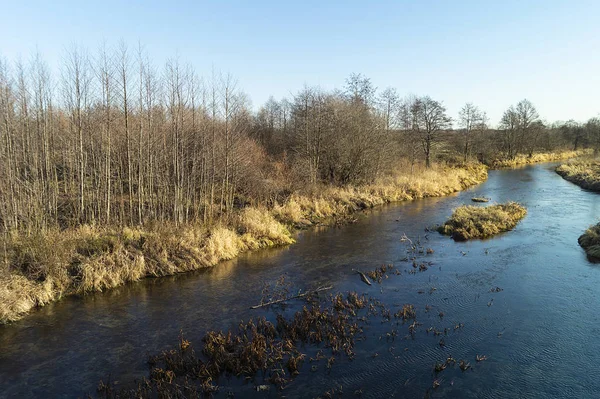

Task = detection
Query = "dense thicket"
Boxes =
[0,44,597,233]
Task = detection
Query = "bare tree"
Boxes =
[458,103,487,162]
[411,96,452,168]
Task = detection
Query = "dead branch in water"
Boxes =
[352,269,372,286]
[250,285,333,309]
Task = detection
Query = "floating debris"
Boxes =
[459,360,471,371]
[354,270,372,286]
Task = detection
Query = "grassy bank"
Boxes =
[555,158,600,261]
[438,202,527,241]
[487,149,593,169]
[578,224,600,261]
[555,158,600,192]
[0,163,487,323]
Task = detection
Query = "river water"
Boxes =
[1,163,599,398]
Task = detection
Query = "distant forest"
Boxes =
[1,43,599,232]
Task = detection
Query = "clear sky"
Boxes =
[1,0,599,126]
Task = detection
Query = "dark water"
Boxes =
[1,163,599,398]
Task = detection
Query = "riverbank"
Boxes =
[0,163,487,323]
[555,158,600,192]
[578,224,600,261]
[555,157,600,261]
[487,149,593,169]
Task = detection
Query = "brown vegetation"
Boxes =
[95,291,370,397]
[555,159,600,261]
[487,149,593,169]
[578,223,600,261]
[556,158,600,192]
[438,202,527,241]
[0,163,487,323]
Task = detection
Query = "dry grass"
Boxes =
[578,223,600,261]
[438,202,527,241]
[556,158,600,192]
[274,163,488,226]
[0,220,294,323]
[488,149,593,168]
[0,163,487,323]
[556,160,600,261]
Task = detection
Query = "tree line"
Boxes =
[0,43,598,233]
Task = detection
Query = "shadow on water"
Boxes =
[1,163,600,398]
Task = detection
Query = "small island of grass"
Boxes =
[438,202,527,241]
[578,223,600,261]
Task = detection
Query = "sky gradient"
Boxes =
[1,0,599,126]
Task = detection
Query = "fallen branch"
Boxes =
[353,270,372,286]
[250,285,333,309]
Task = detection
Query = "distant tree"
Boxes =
[586,117,600,154]
[378,87,400,132]
[458,103,487,162]
[344,73,376,106]
[410,96,452,168]
[499,99,541,158]
[499,106,519,159]
[515,99,541,156]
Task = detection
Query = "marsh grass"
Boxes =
[556,158,600,192]
[578,223,600,261]
[438,202,527,241]
[0,163,487,323]
[488,149,593,169]
[96,291,370,397]
[555,159,600,261]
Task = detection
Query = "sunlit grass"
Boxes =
[438,202,527,241]
[556,158,600,192]
[578,223,600,261]
[0,163,487,323]
[489,149,592,168]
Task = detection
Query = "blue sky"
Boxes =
[1,0,599,125]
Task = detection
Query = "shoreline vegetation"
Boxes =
[555,157,600,260]
[1,163,487,323]
[578,224,600,261]
[555,157,600,192]
[1,150,592,324]
[486,149,593,168]
[438,202,527,241]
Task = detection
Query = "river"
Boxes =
[1,163,599,398]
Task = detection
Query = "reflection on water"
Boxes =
[1,163,600,398]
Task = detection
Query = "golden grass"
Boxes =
[579,223,600,261]
[556,159,600,261]
[273,163,488,226]
[556,158,600,192]
[438,202,527,241]
[489,149,593,169]
[0,162,487,323]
